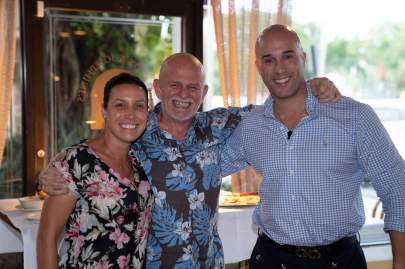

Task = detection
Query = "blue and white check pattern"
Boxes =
[220,84,405,246]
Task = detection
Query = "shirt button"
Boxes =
[289,170,294,176]
[295,220,299,225]
[289,145,294,150]
[292,195,296,200]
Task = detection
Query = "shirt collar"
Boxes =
[262,82,319,119]
[146,102,198,143]
[145,103,161,133]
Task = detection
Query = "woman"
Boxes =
[37,73,153,269]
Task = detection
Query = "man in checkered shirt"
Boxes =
[221,24,405,269]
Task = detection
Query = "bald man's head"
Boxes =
[153,52,208,126]
[254,24,307,100]
[255,24,304,56]
[159,53,206,83]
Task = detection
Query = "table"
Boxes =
[0,198,389,267]
[218,206,257,264]
[0,199,23,253]
[0,199,39,269]
[0,198,257,267]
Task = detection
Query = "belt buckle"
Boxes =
[295,248,321,260]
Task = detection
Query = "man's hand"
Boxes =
[309,77,341,102]
[38,167,69,196]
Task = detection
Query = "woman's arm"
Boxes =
[37,193,76,269]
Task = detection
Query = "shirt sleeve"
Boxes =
[356,104,405,232]
[204,105,255,146]
[220,122,249,177]
[48,148,81,198]
[224,105,255,129]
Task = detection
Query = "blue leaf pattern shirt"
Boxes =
[221,84,405,246]
[131,104,252,269]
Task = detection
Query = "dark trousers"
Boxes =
[249,233,367,269]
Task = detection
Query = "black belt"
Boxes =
[258,231,358,260]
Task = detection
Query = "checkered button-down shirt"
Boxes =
[221,84,405,246]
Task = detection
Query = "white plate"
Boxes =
[16,205,41,212]
[26,212,41,222]
[18,196,44,210]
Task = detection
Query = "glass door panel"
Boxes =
[21,0,202,194]
[44,10,180,157]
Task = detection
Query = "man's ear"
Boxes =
[302,52,307,67]
[202,84,208,100]
[153,79,162,100]
[255,58,261,70]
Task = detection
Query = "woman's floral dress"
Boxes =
[49,142,153,269]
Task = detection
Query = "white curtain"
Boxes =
[211,0,293,193]
[0,0,18,166]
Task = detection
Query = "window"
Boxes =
[204,0,403,246]
[21,0,202,194]
[292,0,404,245]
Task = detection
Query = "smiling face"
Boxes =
[154,53,208,127]
[103,83,148,144]
[255,25,307,101]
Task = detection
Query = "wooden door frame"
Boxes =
[20,0,203,194]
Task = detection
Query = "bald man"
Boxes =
[221,25,405,269]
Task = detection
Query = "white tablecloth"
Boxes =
[0,199,23,253]
[0,197,390,267]
[0,199,39,269]
[218,206,257,264]
[0,198,258,267]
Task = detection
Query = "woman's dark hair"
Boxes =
[103,72,148,108]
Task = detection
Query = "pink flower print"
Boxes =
[73,235,85,257]
[116,215,124,225]
[108,168,121,181]
[52,160,73,184]
[117,254,130,269]
[119,177,131,186]
[98,170,110,182]
[65,218,85,257]
[138,180,150,198]
[66,218,80,238]
[82,259,110,269]
[136,207,152,241]
[110,168,132,186]
[100,260,110,269]
[109,228,130,249]
[130,202,139,212]
[85,174,123,200]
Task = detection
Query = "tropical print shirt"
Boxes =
[132,104,251,269]
[50,142,154,269]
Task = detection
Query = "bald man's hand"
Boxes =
[38,167,69,196]
[309,77,341,102]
